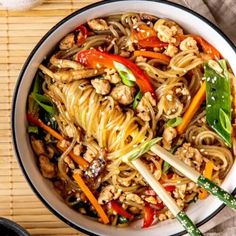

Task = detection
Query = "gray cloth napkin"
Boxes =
[168,0,236,235]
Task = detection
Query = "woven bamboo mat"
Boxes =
[0,1,99,235]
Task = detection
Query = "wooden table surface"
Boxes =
[0,1,99,235]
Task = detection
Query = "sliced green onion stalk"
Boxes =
[113,61,136,87]
[122,137,162,163]
[28,126,38,134]
[133,91,142,109]
[204,59,232,147]
[31,93,57,116]
[165,117,183,128]
[162,161,171,173]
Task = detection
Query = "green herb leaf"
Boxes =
[163,161,171,173]
[113,61,136,87]
[165,117,183,128]
[118,216,129,224]
[133,91,142,109]
[31,93,57,116]
[122,137,162,163]
[219,108,231,134]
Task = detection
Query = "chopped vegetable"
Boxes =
[164,185,176,192]
[133,91,142,109]
[31,93,57,116]
[113,61,136,87]
[204,59,232,146]
[110,200,133,220]
[131,25,167,48]
[27,114,89,169]
[118,216,129,224]
[194,36,221,60]
[122,137,162,163]
[143,204,155,228]
[28,126,38,134]
[198,161,214,200]
[56,142,88,169]
[177,81,206,134]
[134,51,170,64]
[162,161,171,173]
[138,37,168,48]
[74,25,88,46]
[28,72,41,116]
[165,117,183,128]
[73,172,109,224]
[76,49,156,97]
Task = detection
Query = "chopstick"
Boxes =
[132,159,202,236]
[151,144,236,210]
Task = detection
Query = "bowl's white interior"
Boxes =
[13,1,236,235]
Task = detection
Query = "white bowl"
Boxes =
[12,1,236,235]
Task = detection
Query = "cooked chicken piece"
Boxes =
[91,78,111,95]
[104,69,121,84]
[39,64,104,83]
[64,156,75,169]
[145,196,158,205]
[154,19,183,45]
[136,92,156,122]
[98,185,122,204]
[173,184,187,200]
[31,137,46,156]
[162,127,177,150]
[164,44,178,57]
[125,193,144,205]
[39,155,57,178]
[73,143,83,156]
[87,19,109,31]
[59,33,75,50]
[175,143,203,171]
[50,54,83,70]
[85,150,106,180]
[179,37,198,51]
[83,148,96,163]
[111,84,135,105]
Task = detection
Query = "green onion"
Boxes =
[118,216,129,224]
[31,93,57,116]
[219,108,231,134]
[122,137,162,163]
[133,91,142,109]
[113,61,136,87]
[165,117,183,128]
[162,161,171,173]
[28,126,38,134]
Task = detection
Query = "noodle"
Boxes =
[27,12,235,227]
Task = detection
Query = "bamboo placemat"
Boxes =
[0,1,99,235]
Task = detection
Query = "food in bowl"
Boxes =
[26,12,236,228]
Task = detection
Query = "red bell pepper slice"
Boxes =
[74,25,88,46]
[109,200,133,219]
[138,36,168,48]
[143,204,155,228]
[76,49,156,97]
[164,185,176,192]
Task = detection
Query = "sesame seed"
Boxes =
[211,96,215,101]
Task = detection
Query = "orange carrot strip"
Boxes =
[27,114,64,141]
[198,161,214,200]
[73,173,109,224]
[56,142,89,169]
[27,114,89,169]
[177,81,206,134]
[134,50,171,64]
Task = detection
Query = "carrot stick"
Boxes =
[27,114,89,169]
[57,142,89,169]
[134,51,170,64]
[73,173,109,224]
[177,81,206,134]
[27,114,64,141]
[198,161,214,200]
